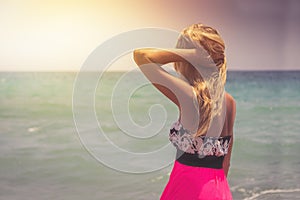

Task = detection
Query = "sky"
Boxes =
[0,0,299,71]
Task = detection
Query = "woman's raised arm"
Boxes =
[133,48,188,65]
[133,48,193,108]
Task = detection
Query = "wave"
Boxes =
[243,188,300,200]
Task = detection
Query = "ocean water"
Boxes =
[0,71,300,200]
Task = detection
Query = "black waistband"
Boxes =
[176,150,225,169]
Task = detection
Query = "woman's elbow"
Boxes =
[133,49,147,66]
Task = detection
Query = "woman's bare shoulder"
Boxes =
[225,92,236,116]
[225,92,236,104]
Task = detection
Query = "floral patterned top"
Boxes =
[169,120,231,157]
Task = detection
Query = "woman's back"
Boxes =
[179,91,236,138]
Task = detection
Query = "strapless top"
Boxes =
[169,120,231,169]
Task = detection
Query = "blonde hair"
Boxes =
[174,23,227,137]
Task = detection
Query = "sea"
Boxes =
[0,71,300,200]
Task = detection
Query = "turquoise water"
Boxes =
[0,71,300,199]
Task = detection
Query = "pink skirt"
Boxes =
[160,161,232,200]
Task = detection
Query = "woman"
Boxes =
[133,23,236,200]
